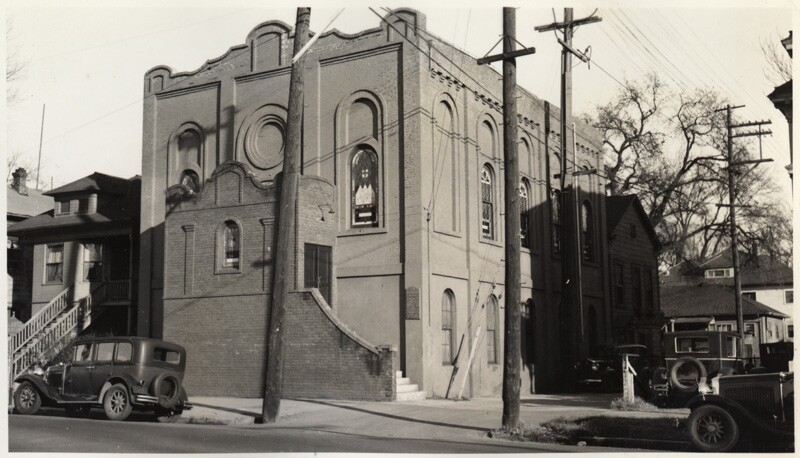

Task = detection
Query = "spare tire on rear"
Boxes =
[670,356,707,393]
[152,373,182,409]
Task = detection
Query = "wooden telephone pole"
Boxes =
[715,104,773,357]
[476,7,535,429]
[535,9,600,385]
[261,7,310,424]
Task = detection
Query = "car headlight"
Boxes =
[591,363,599,371]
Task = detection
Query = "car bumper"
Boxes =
[132,394,192,410]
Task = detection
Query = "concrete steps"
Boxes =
[395,370,426,401]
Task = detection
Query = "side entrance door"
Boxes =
[64,341,96,400]
[304,243,332,305]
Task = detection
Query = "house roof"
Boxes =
[698,250,793,286]
[8,173,139,236]
[661,284,789,319]
[6,186,54,220]
[605,194,661,250]
[44,172,131,197]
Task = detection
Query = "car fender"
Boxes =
[98,373,139,401]
[685,394,794,437]
[13,374,61,404]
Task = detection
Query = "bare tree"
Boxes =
[6,17,27,105]
[588,74,792,268]
[760,33,792,85]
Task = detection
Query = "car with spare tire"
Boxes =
[12,337,191,422]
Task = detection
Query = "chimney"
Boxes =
[12,168,28,195]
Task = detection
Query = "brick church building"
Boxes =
[137,8,609,399]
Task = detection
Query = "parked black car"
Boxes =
[12,337,191,422]
[574,344,651,394]
[685,371,794,452]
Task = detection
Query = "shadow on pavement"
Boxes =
[20,407,157,423]
[191,402,261,419]
[292,399,488,432]
[520,394,615,409]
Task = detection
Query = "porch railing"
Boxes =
[9,284,106,383]
[105,279,131,301]
[8,286,72,355]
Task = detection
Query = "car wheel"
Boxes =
[155,407,183,423]
[65,405,92,418]
[688,404,740,452]
[14,382,42,415]
[103,384,133,421]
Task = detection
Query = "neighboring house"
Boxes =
[766,31,792,184]
[7,168,53,323]
[662,249,794,340]
[8,172,140,335]
[137,9,611,399]
[661,285,789,365]
[605,195,664,360]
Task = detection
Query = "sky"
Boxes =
[3,0,795,207]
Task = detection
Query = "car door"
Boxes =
[64,341,96,399]
[90,341,116,394]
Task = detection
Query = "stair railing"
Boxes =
[9,283,106,382]
[8,286,72,355]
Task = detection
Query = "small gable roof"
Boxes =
[605,194,661,250]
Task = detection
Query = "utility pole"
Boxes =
[261,7,310,424]
[715,104,772,358]
[476,7,535,429]
[535,8,600,386]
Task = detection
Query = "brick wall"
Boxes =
[283,289,396,401]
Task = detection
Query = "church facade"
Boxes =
[137,8,610,398]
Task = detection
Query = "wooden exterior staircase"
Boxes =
[8,284,107,383]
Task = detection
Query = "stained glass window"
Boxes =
[552,190,561,254]
[351,148,378,228]
[481,165,494,239]
[487,295,499,364]
[223,221,240,269]
[442,290,455,365]
[582,200,594,261]
[519,179,530,248]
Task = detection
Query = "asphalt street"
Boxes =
[9,409,605,454]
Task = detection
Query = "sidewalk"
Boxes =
[180,392,688,448]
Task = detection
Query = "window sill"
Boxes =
[214,267,241,275]
[338,227,387,238]
[478,238,503,248]
[42,281,64,286]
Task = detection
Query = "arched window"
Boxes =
[486,295,499,364]
[442,289,456,365]
[481,165,494,240]
[582,200,594,262]
[222,221,240,269]
[180,170,200,193]
[351,147,379,228]
[551,190,562,254]
[519,178,531,248]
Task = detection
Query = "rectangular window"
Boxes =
[303,244,332,305]
[643,269,653,309]
[725,337,737,357]
[45,244,64,283]
[96,342,115,362]
[789,325,794,339]
[73,343,94,363]
[745,323,756,334]
[56,200,71,215]
[715,323,733,332]
[153,348,181,365]
[743,291,756,300]
[785,290,794,304]
[115,342,133,362]
[675,337,710,353]
[632,267,642,310]
[83,243,103,281]
[614,263,625,307]
[77,198,89,214]
[487,305,497,364]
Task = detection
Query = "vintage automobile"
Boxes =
[12,337,191,422]
[685,371,794,452]
[664,330,743,393]
[574,344,651,394]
